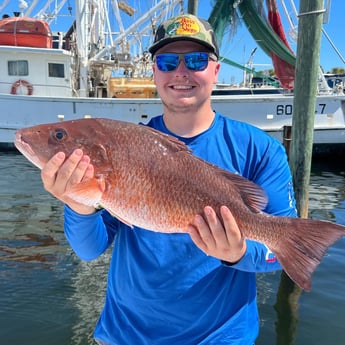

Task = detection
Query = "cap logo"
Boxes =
[166,17,200,36]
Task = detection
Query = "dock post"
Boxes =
[289,0,324,218]
[275,1,325,343]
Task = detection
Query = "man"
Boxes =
[41,14,297,345]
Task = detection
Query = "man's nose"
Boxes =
[174,58,189,75]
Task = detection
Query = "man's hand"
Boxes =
[41,149,96,215]
[187,206,246,263]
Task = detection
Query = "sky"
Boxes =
[1,0,344,84]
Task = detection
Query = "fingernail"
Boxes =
[221,206,229,214]
[186,225,194,233]
[195,215,203,225]
[75,149,83,156]
[56,152,65,159]
[81,154,89,162]
[204,206,212,216]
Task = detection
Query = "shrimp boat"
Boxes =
[1,0,345,154]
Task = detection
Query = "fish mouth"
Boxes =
[14,131,43,169]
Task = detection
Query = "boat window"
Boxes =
[48,63,65,78]
[8,60,29,76]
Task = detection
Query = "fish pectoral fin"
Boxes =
[65,178,105,207]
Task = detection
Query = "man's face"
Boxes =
[152,41,220,112]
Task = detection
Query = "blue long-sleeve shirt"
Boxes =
[64,113,297,345]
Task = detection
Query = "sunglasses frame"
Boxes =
[153,52,218,72]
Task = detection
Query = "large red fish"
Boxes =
[14,118,345,291]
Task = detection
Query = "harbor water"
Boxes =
[0,151,344,344]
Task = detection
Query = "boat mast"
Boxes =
[89,0,182,62]
[75,0,91,96]
[0,0,11,13]
[72,0,182,96]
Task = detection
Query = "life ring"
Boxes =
[11,79,33,96]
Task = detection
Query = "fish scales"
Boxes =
[108,132,259,232]
[90,120,256,233]
[14,118,345,291]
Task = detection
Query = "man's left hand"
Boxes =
[187,205,247,263]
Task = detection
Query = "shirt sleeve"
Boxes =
[64,206,119,261]
[225,240,282,272]
[225,134,297,273]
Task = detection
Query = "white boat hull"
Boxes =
[2,93,345,149]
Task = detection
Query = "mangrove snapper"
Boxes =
[14,118,345,291]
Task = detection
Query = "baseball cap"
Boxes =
[149,14,219,58]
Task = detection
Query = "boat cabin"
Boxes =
[0,45,73,97]
[0,16,73,97]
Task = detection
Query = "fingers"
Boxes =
[188,207,223,249]
[82,160,94,181]
[41,151,66,191]
[60,150,91,189]
[40,149,96,215]
[220,206,242,242]
[220,206,246,262]
[188,214,213,254]
[188,206,246,263]
[41,149,93,199]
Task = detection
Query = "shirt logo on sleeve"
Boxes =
[265,245,277,263]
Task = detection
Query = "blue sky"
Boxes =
[198,1,345,83]
[1,1,344,84]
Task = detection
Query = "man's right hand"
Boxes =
[41,149,96,215]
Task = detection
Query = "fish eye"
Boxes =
[53,128,67,141]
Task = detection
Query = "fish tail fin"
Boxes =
[271,218,345,291]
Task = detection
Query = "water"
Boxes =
[0,152,109,344]
[0,152,344,344]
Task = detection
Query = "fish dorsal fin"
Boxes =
[143,125,267,212]
[220,170,268,213]
[189,153,268,213]
[143,125,192,153]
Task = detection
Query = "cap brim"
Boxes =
[149,37,218,57]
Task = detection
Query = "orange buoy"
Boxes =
[11,80,34,95]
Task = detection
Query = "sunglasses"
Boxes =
[153,52,218,72]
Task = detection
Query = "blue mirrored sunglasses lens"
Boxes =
[156,54,179,72]
[156,52,210,72]
[184,52,209,71]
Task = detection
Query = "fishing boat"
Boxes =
[1,0,345,154]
